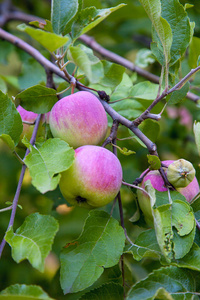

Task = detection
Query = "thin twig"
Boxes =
[122,181,150,196]
[0,205,13,213]
[0,114,42,258]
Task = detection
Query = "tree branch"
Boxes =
[0,28,158,154]
[79,34,200,103]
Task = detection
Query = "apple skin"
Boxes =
[17,105,49,146]
[49,91,108,149]
[59,145,123,209]
[137,160,199,226]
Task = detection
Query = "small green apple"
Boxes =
[167,159,195,188]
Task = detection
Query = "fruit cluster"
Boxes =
[17,91,123,208]
[17,91,199,214]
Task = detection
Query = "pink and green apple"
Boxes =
[137,160,199,226]
[59,145,123,208]
[49,91,108,149]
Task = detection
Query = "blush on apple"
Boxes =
[49,91,108,149]
[59,145,123,209]
[17,105,49,146]
[137,160,199,226]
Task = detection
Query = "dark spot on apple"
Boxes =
[76,196,87,203]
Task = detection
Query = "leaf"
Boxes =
[68,45,104,83]
[110,99,143,121]
[5,213,59,272]
[51,0,82,35]
[124,229,163,261]
[17,24,69,52]
[0,90,23,147]
[174,243,200,271]
[147,155,161,170]
[189,36,200,68]
[60,210,125,294]
[111,73,134,101]
[167,82,189,105]
[15,85,58,114]
[139,0,172,66]
[23,138,75,193]
[160,0,192,66]
[153,200,195,260]
[0,284,55,300]
[135,48,155,68]
[29,19,53,32]
[129,81,159,100]
[0,134,15,151]
[99,61,125,88]
[79,283,124,300]
[114,144,135,156]
[193,121,200,157]
[127,266,196,300]
[72,4,126,40]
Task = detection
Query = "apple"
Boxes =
[137,160,199,226]
[59,145,123,208]
[167,159,195,188]
[17,105,49,146]
[49,91,108,149]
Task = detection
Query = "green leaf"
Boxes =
[0,134,15,151]
[110,99,143,121]
[160,0,192,66]
[153,200,195,260]
[29,20,53,32]
[167,82,189,105]
[130,81,159,100]
[147,154,161,170]
[193,121,200,157]
[174,243,200,271]
[15,85,58,114]
[139,0,172,66]
[114,145,135,156]
[189,36,200,68]
[5,213,59,272]
[72,4,126,40]
[68,45,104,83]
[17,24,69,52]
[0,90,23,147]
[0,284,55,300]
[60,210,125,294]
[124,229,163,261]
[79,283,124,300]
[135,48,155,68]
[127,266,196,300]
[100,61,125,88]
[111,73,134,101]
[23,138,75,193]
[51,0,82,35]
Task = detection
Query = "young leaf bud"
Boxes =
[167,159,195,188]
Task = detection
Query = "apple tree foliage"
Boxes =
[1,0,200,299]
